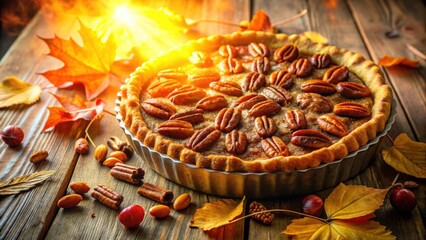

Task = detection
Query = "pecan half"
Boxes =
[296,93,333,113]
[261,85,293,106]
[141,99,177,119]
[157,120,194,139]
[334,102,371,118]
[255,115,277,138]
[336,82,371,99]
[210,81,243,96]
[225,130,248,155]
[323,66,349,84]
[170,108,204,124]
[284,109,307,131]
[187,126,221,152]
[301,79,336,95]
[261,136,289,157]
[189,69,221,88]
[148,78,182,98]
[248,100,281,117]
[219,44,237,58]
[273,45,298,63]
[291,129,332,149]
[287,58,313,77]
[317,115,349,137]
[215,107,242,133]
[189,51,213,68]
[309,54,331,69]
[168,85,206,105]
[243,72,267,92]
[269,70,293,89]
[232,93,267,110]
[219,57,243,74]
[195,95,228,111]
[158,69,188,81]
[251,56,271,74]
[248,42,270,57]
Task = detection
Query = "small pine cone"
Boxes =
[249,201,274,225]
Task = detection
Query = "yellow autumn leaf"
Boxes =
[0,76,42,108]
[330,220,394,240]
[190,196,245,231]
[381,133,426,178]
[282,217,331,239]
[302,31,329,44]
[325,183,389,220]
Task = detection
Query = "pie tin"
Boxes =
[116,96,396,198]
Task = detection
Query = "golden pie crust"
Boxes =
[119,31,392,172]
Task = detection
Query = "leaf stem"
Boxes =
[406,43,426,61]
[386,134,394,145]
[272,9,307,27]
[85,113,102,148]
[103,109,116,116]
[391,173,401,187]
[228,209,328,224]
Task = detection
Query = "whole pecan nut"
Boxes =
[317,115,349,137]
[261,85,293,106]
[261,136,289,157]
[296,93,333,113]
[218,44,237,58]
[170,109,204,124]
[232,93,267,110]
[157,69,188,81]
[284,109,307,131]
[291,129,332,149]
[287,58,313,77]
[269,70,293,89]
[210,81,243,96]
[309,53,331,69]
[187,126,221,152]
[323,65,349,84]
[195,95,228,111]
[248,100,281,117]
[157,120,194,139]
[225,130,248,155]
[301,79,336,95]
[255,116,277,138]
[333,102,370,118]
[251,56,271,74]
[215,107,242,133]
[189,69,221,88]
[219,57,243,74]
[248,42,270,57]
[273,45,298,63]
[336,82,371,99]
[189,51,213,68]
[141,99,177,120]
[148,78,182,98]
[242,72,267,92]
[167,85,206,105]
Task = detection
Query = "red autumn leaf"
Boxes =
[42,93,105,132]
[378,55,419,68]
[40,20,117,100]
[246,10,273,32]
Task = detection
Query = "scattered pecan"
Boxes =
[287,58,313,77]
[209,81,243,97]
[170,109,205,124]
[248,42,270,57]
[158,69,188,81]
[269,70,293,89]
[148,78,182,98]
[218,44,237,58]
[317,114,349,137]
[273,45,298,63]
[309,53,331,69]
[157,120,194,139]
[141,99,177,119]
[107,137,133,159]
[251,56,271,74]
[255,116,277,138]
[301,79,336,95]
[189,51,213,68]
[195,95,228,111]
[215,108,242,133]
[91,184,123,210]
[232,93,267,110]
[291,129,332,149]
[242,72,267,92]
[296,93,333,113]
[94,144,108,163]
[110,163,145,185]
[187,126,221,152]
[29,150,48,163]
[167,85,206,105]
[261,136,289,157]
[137,182,174,205]
[249,201,274,225]
[75,138,89,154]
[225,130,248,155]
[323,66,349,84]
[334,102,370,118]
[284,109,307,131]
[189,69,221,88]
[219,57,243,74]
[248,100,281,117]
[261,85,293,106]
[336,82,371,99]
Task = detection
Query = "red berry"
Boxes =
[1,125,24,147]
[118,204,145,228]
[390,187,416,213]
[302,195,324,217]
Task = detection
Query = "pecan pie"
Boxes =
[119,31,392,172]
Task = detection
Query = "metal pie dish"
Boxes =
[115,93,396,198]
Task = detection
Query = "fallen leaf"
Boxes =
[0,76,42,108]
[40,20,116,100]
[246,10,273,32]
[190,196,245,231]
[302,31,329,44]
[42,93,105,132]
[282,217,330,239]
[381,133,426,178]
[378,55,419,68]
[0,170,55,196]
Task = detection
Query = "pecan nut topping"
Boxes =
[219,57,243,74]
[210,81,243,96]
[261,85,293,106]
[167,85,206,105]
[309,53,331,69]
[232,93,267,110]
[301,79,336,95]
[269,70,293,89]
[291,129,332,149]
[187,126,221,152]
[273,45,299,63]
[261,136,289,157]
[287,58,313,77]
[336,82,371,99]
[141,99,177,119]
[189,51,213,68]
[334,102,371,118]
[248,100,281,117]
[218,44,237,58]
[242,72,267,92]
[284,109,307,131]
[251,56,271,74]
[189,69,221,88]
[157,120,194,139]
[225,130,248,155]
[170,109,204,124]
[148,78,182,98]
[323,65,349,84]
[255,115,277,138]
[158,69,188,81]
[296,93,333,113]
[248,42,270,57]
[215,107,242,133]
[196,95,228,111]
[317,115,349,137]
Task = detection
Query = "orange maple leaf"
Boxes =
[378,55,419,68]
[40,20,117,100]
[42,93,105,132]
[246,10,273,32]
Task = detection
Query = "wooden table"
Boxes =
[1,0,425,239]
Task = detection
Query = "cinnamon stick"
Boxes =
[91,184,123,210]
[137,182,174,205]
[110,163,144,185]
